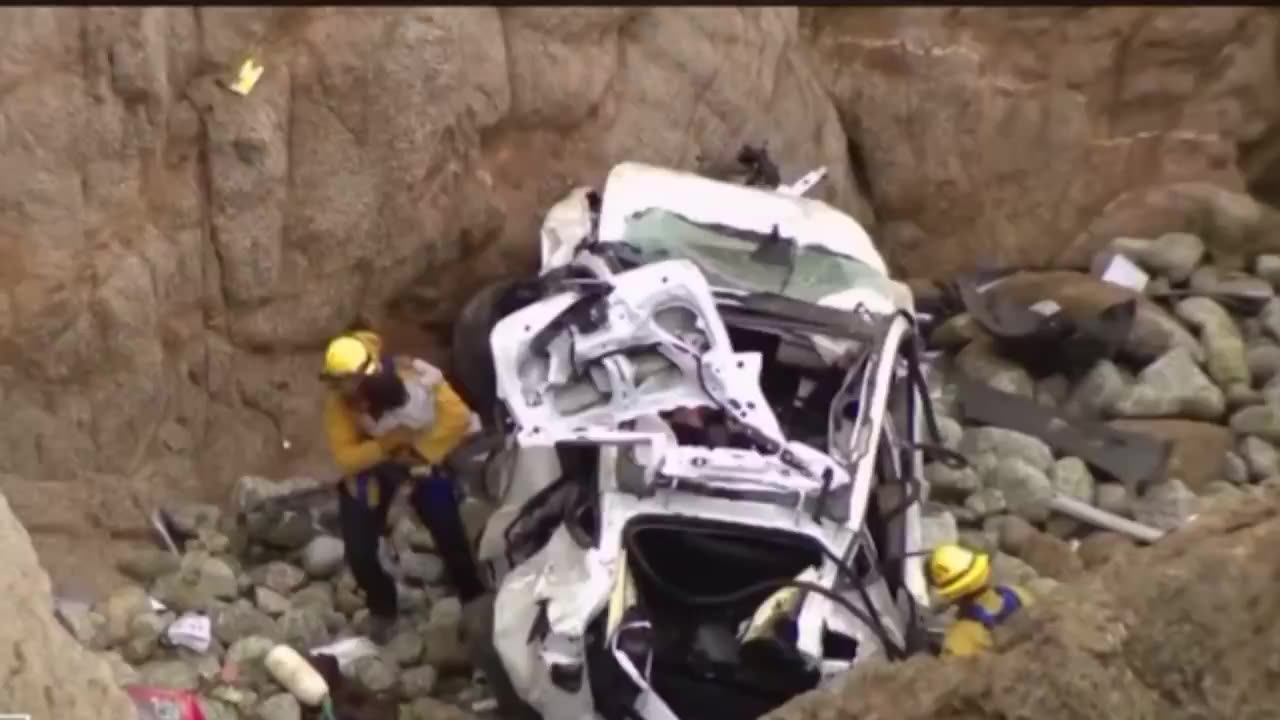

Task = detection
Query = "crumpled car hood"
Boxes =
[490,259,787,447]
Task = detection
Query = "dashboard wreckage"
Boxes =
[448,148,956,720]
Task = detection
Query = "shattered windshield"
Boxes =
[617,208,885,304]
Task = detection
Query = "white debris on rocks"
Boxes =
[61,477,498,720]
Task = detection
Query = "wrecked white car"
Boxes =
[450,157,953,720]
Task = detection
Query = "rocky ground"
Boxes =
[54,475,496,720]
[909,231,1280,592]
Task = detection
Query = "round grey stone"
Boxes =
[920,511,959,550]
[117,548,181,584]
[924,462,980,497]
[1230,405,1280,443]
[386,629,425,667]
[302,536,346,579]
[138,658,201,691]
[254,692,301,720]
[214,601,279,645]
[1094,483,1132,517]
[1223,451,1251,485]
[278,607,330,650]
[1133,478,1200,531]
[1241,436,1280,480]
[399,665,439,700]
[1050,457,1095,503]
[253,586,291,617]
[1246,342,1280,384]
[400,552,446,586]
[351,655,398,694]
[961,426,1054,474]
[988,458,1054,523]
[250,561,307,596]
[1113,347,1225,421]
[962,487,1007,520]
[290,583,336,612]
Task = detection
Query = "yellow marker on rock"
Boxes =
[225,55,265,96]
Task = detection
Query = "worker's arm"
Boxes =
[940,619,991,658]
[411,380,474,465]
[324,393,400,475]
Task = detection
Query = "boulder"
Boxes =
[1174,297,1251,393]
[1106,419,1235,494]
[954,339,1035,397]
[301,535,346,579]
[1132,479,1201,532]
[151,551,240,612]
[255,693,302,720]
[980,272,1203,363]
[0,492,136,719]
[961,427,1054,475]
[1113,348,1225,422]
[1229,405,1280,444]
[987,458,1054,524]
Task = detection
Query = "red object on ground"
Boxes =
[125,686,207,720]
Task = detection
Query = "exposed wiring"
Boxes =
[819,540,909,661]
[622,521,910,661]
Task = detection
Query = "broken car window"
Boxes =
[619,209,883,304]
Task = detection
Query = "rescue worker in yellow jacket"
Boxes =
[321,330,485,643]
[927,544,1033,658]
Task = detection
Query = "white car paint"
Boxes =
[478,254,930,720]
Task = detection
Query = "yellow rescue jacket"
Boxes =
[941,584,1034,658]
[323,346,473,476]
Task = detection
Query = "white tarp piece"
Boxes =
[540,187,597,271]
[1091,251,1150,292]
[165,613,212,653]
[775,167,828,197]
[311,636,380,672]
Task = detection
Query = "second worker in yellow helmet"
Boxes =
[926,543,1033,658]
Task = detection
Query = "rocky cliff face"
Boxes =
[806,7,1280,274]
[3,7,1280,588]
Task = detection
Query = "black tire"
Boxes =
[451,280,518,422]
[462,593,542,720]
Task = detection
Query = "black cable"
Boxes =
[623,521,910,661]
[607,316,946,660]
[818,543,909,661]
[677,330,912,658]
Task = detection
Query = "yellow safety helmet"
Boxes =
[928,544,991,602]
[322,334,379,378]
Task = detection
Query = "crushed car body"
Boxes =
[450,153,952,720]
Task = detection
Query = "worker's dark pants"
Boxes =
[337,461,485,619]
